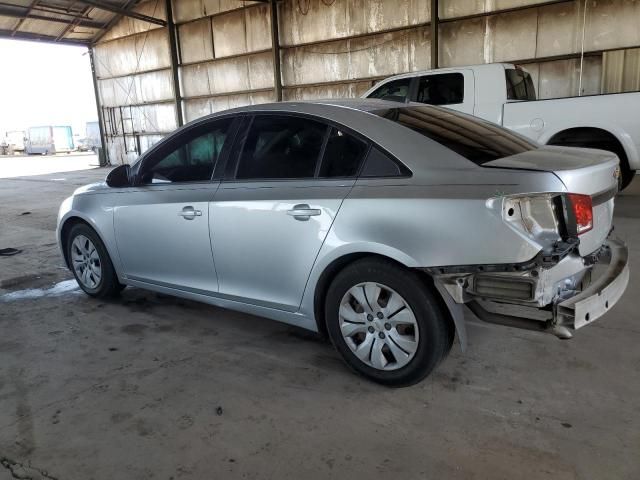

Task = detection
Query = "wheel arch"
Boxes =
[312,252,460,347]
[59,216,112,272]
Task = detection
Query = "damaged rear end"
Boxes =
[430,147,629,339]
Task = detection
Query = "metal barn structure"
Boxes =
[1,0,639,165]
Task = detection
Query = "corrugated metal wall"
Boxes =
[93,0,640,165]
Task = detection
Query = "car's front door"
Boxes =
[113,118,235,293]
[210,114,369,311]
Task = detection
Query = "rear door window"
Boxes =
[361,147,409,177]
[235,115,327,180]
[415,73,464,105]
[506,68,536,101]
[318,128,369,178]
[367,78,412,102]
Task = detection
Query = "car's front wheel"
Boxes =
[67,223,123,298]
[325,258,452,387]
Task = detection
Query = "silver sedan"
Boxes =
[57,100,629,386]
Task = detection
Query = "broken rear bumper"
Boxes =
[431,237,629,340]
[555,238,629,330]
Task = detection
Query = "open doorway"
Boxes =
[0,39,100,178]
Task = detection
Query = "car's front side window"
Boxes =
[235,115,328,180]
[368,78,411,102]
[141,119,232,184]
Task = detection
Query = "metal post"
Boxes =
[270,0,282,101]
[166,0,184,126]
[431,0,439,69]
[578,0,588,96]
[88,47,108,166]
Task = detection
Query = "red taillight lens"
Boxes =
[568,193,593,235]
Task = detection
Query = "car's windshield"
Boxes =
[373,105,538,165]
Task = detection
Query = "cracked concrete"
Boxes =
[0,164,639,479]
[1,457,58,480]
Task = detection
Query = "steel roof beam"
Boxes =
[0,27,90,44]
[0,5,105,29]
[76,0,166,26]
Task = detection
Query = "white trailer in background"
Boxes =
[25,125,74,155]
[5,130,26,152]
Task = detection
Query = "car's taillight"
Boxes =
[567,193,593,235]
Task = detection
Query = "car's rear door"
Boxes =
[209,114,369,312]
[113,117,236,293]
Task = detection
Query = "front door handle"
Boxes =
[287,204,321,221]
[178,206,202,220]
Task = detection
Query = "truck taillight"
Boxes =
[567,193,593,235]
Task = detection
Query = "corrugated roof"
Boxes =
[0,0,167,45]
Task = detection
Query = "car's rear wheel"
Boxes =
[325,258,452,387]
[67,223,123,298]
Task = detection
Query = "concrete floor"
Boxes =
[0,163,639,480]
[0,153,98,179]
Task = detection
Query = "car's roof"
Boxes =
[212,98,408,116]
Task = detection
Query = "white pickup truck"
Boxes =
[363,63,640,189]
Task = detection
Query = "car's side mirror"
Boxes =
[106,164,132,188]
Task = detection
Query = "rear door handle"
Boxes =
[287,204,321,221]
[178,206,202,220]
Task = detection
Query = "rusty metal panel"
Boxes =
[98,69,174,106]
[100,0,167,42]
[18,18,66,36]
[66,28,101,40]
[211,5,271,57]
[212,8,247,57]
[0,17,19,30]
[282,28,430,87]
[181,51,273,97]
[439,0,555,19]
[94,28,170,78]
[585,0,640,52]
[131,103,177,132]
[280,0,431,47]
[438,17,485,66]
[184,97,213,122]
[245,2,272,52]
[602,48,640,93]
[173,0,203,24]
[536,1,580,57]
[184,90,274,122]
[283,80,373,100]
[178,18,214,63]
[490,10,537,62]
[210,90,274,112]
[173,0,259,24]
[534,56,601,98]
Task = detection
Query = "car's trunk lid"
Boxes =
[484,146,620,256]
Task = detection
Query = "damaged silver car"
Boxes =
[57,100,629,386]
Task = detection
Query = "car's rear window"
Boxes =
[372,106,538,165]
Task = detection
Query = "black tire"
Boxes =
[325,258,452,387]
[67,223,123,298]
[620,166,635,191]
